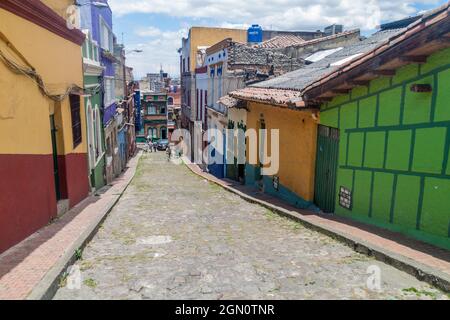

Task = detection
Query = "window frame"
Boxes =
[70,94,82,149]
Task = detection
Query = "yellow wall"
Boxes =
[189,27,247,71]
[41,0,73,19]
[246,102,318,201]
[0,8,86,156]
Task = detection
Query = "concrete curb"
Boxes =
[183,160,450,293]
[27,152,143,300]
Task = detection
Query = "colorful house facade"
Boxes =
[232,5,450,249]
[180,27,248,160]
[304,6,450,249]
[142,93,169,141]
[231,89,318,209]
[82,29,106,191]
[80,0,118,185]
[0,0,88,252]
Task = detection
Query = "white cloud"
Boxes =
[110,0,441,30]
[112,0,443,77]
[127,28,188,78]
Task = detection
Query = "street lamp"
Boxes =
[122,50,142,98]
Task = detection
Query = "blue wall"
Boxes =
[80,0,116,125]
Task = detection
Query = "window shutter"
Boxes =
[70,94,82,148]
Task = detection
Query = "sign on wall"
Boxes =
[339,186,352,210]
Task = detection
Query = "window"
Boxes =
[196,89,199,120]
[99,17,113,52]
[147,105,157,115]
[104,77,115,107]
[148,127,157,139]
[83,31,100,62]
[86,98,95,169]
[161,127,167,140]
[204,90,208,123]
[94,107,103,158]
[160,106,166,115]
[200,90,203,121]
[168,97,174,105]
[70,94,82,148]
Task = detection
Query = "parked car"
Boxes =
[156,139,169,151]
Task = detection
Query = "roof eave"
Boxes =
[302,6,450,103]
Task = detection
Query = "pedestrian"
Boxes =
[147,135,153,153]
[166,145,171,162]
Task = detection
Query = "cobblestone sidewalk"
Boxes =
[54,153,448,300]
[0,153,141,300]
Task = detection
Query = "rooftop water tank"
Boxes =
[247,24,263,44]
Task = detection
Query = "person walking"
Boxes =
[166,145,172,162]
[147,135,153,153]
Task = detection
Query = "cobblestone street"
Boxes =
[54,153,446,300]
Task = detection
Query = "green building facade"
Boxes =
[320,47,450,250]
[83,31,106,192]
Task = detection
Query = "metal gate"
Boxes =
[314,125,340,213]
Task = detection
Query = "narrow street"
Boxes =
[51,152,444,300]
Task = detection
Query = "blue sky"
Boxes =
[109,0,447,79]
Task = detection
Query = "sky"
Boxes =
[109,0,448,79]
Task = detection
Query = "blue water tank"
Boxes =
[247,24,263,44]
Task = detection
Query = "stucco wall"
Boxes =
[0,7,88,252]
[246,102,318,206]
[320,47,450,249]
[189,27,247,72]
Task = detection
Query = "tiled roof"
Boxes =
[218,96,239,109]
[302,3,450,96]
[229,28,402,106]
[258,35,305,48]
[286,29,360,49]
[230,87,304,107]
[252,28,404,91]
[231,2,450,106]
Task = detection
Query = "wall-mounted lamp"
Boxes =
[410,84,432,93]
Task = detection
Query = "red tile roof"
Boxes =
[258,35,305,48]
[230,87,304,108]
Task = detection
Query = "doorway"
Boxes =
[314,125,340,213]
[50,115,61,201]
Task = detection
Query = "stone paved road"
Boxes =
[54,153,447,300]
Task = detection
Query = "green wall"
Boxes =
[320,47,450,250]
[84,75,106,191]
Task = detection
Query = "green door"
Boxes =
[314,125,340,213]
[50,115,61,201]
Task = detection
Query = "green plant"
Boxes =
[58,272,69,288]
[84,278,97,288]
[402,287,438,299]
[75,248,83,261]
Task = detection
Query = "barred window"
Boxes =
[70,94,82,148]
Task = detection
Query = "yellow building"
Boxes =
[0,0,88,253]
[231,88,318,209]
